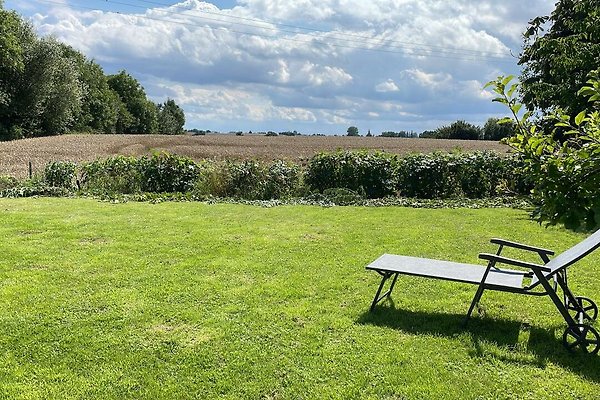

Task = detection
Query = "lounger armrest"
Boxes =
[478,253,552,272]
[490,238,555,256]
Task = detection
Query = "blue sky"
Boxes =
[5,0,554,134]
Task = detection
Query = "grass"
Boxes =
[0,198,599,399]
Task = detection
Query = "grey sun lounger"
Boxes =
[366,229,600,354]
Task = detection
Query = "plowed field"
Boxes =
[0,134,509,178]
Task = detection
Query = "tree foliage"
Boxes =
[487,72,600,230]
[430,120,482,140]
[0,5,185,140]
[482,118,516,141]
[158,99,186,135]
[519,0,600,115]
[107,71,159,134]
[346,126,359,136]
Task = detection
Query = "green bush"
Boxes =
[396,152,530,199]
[397,153,457,198]
[140,152,200,193]
[44,161,77,189]
[81,156,142,194]
[305,151,397,198]
[263,160,302,199]
[30,150,533,202]
[487,73,600,229]
[0,175,19,191]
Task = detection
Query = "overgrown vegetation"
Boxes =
[0,150,532,205]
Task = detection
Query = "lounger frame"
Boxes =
[367,232,600,353]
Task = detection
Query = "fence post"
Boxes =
[29,161,32,179]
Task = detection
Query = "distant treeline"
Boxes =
[373,119,515,140]
[0,5,185,141]
[188,119,515,140]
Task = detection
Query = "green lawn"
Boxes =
[0,198,598,399]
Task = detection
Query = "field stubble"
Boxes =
[0,134,510,178]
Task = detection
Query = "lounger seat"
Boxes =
[367,254,526,289]
[366,229,600,354]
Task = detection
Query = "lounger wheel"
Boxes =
[566,296,598,322]
[562,324,600,355]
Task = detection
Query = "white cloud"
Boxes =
[403,69,453,89]
[375,79,400,93]
[8,0,556,133]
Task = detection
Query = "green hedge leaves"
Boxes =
[27,150,532,201]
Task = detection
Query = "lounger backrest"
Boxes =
[533,229,600,285]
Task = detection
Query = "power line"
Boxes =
[124,0,512,58]
[32,0,515,63]
[99,0,512,60]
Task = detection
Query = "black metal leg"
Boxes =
[534,270,577,327]
[464,285,486,326]
[370,272,398,311]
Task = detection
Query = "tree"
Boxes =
[519,0,600,115]
[432,120,482,140]
[59,45,119,133]
[158,98,185,135]
[0,7,35,140]
[347,126,359,136]
[5,37,83,138]
[108,71,158,134]
[487,72,600,230]
[482,118,516,141]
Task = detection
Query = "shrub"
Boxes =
[305,151,397,198]
[44,161,77,189]
[396,152,530,199]
[140,152,200,193]
[0,175,19,191]
[396,153,457,198]
[263,161,302,199]
[81,156,142,194]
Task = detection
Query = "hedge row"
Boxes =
[24,151,532,200]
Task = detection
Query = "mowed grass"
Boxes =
[0,199,599,399]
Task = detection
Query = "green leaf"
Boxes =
[510,104,522,115]
[507,83,519,98]
[575,111,586,126]
[501,75,514,87]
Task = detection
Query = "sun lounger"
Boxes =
[366,230,600,354]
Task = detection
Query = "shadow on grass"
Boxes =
[357,303,600,384]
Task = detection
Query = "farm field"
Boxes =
[0,134,510,178]
[0,198,599,399]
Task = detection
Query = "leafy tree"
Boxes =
[347,126,359,136]
[519,0,600,115]
[59,45,120,133]
[0,7,35,140]
[482,117,516,141]
[432,120,482,140]
[487,72,600,230]
[108,71,158,134]
[158,99,185,135]
[6,37,82,138]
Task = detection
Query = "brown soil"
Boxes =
[0,134,510,178]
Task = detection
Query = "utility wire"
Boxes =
[124,0,511,58]
[33,0,515,63]
[100,0,512,60]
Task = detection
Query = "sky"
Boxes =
[4,0,555,134]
